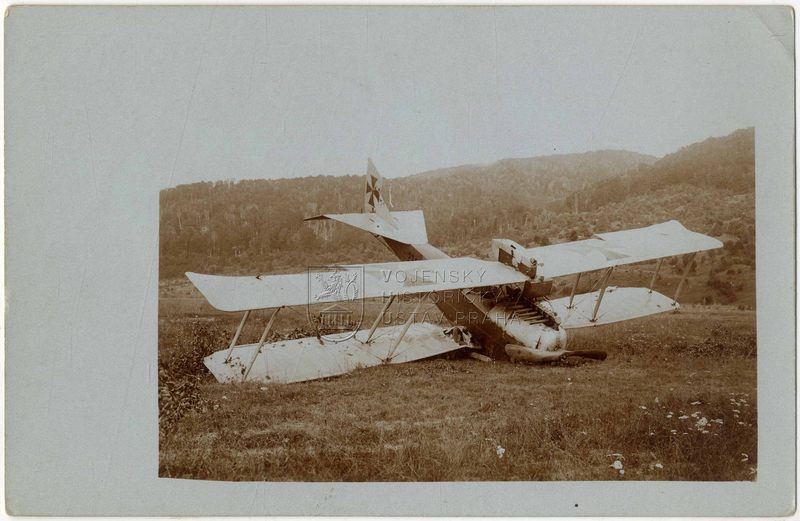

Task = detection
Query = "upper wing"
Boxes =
[187,257,528,312]
[524,220,722,279]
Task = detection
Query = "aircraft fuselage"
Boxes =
[381,238,566,359]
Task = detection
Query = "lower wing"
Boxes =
[204,322,464,384]
[543,287,676,329]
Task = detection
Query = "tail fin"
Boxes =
[364,158,395,224]
[305,158,427,244]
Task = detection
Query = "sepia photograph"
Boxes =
[5,4,794,516]
[157,6,759,482]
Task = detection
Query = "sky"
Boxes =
[5,6,792,186]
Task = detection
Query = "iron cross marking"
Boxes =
[366,174,381,207]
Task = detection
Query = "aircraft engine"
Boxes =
[538,326,568,351]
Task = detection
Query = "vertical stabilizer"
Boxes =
[305,158,426,242]
[364,159,396,225]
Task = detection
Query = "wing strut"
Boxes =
[364,295,396,343]
[567,272,583,309]
[649,258,664,293]
[242,307,282,382]
[672,253,697,305]
[591,267,615,322]
[224,310,251,362]
[385,293,428,362]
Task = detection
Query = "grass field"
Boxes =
[159,290,756,482]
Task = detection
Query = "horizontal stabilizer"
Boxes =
[187,257,528,312]
[204,322,463,384]
[543,287,676,329]
[305,210,428,244]
[522,220,722,279]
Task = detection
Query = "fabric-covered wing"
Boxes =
[204,322,464,384]
[305,210,428,244]
[524,220,722,279]
[543,287,676,329]
[187,257,528,312]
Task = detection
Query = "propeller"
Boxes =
[505,344,607,363]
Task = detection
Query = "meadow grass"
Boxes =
[159,299,756,482]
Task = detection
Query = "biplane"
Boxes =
[187,160,723,384]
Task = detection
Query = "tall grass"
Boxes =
[159,305,756,481]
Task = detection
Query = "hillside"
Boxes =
[159,128,754,305]
[561,128,754,213]
[159,149,655,278]
[410,150,656,184]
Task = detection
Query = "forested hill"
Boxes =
[159,149,655,278]
[561,128,754,213]
[411,150,656,182]
[160,128,754,305]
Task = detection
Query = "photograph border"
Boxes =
[4,4,795,516]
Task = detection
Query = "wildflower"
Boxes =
[695,417,709,429]
[639,406,647,410]
[732,409,741,414]
[690,401,701,405]
[610,460,623,470]
[619,469,625,476]
[678,415,689,420]
[496,445,506,459]
[654,463,663,469]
